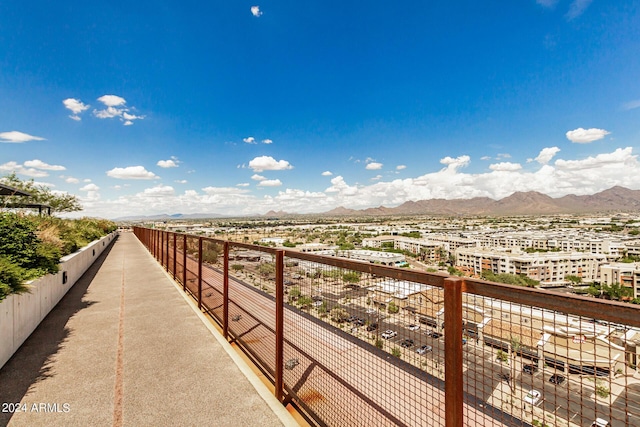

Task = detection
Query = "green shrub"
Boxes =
[0,213,115,301]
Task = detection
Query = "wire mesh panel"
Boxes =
[279,255,454,427]
[132,228,640,427]
[200,239,224,322]
[183,235,200,299]
[175,235,185,286]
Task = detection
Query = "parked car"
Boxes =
[407,324,420,331]
[591,418,610,427]
[431,332,442,339]
[416,345,433,355]
[400,339,414,348]
[365,308,376,314]
[523,365,538,375]
[549,374,565,385]
[353,319,365,327]
[366,323,378,332]
[381,330,397,339]
[347,315,358,323]
[523,389,541,406]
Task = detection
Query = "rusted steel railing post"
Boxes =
[160,231,163,266]
[182,234,187,292]
[198,237,203,310]
[275,250,285,403]
[165,231,169,270]
[223,241,230,339]
[172,233,177,279]
[444,277,464,427]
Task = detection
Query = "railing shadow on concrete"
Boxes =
[134,227,640,427]
[0,238,117,427]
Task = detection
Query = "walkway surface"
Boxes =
[0,231,297,427]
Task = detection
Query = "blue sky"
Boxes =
[1,0,640,218]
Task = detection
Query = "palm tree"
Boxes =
[509,335,521,395]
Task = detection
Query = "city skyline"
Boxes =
[1,1,640,218]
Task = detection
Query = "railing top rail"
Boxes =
[463,277,640,328]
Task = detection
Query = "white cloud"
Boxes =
[248,156,293,172]
[93,95,144,125]
[565,127,610,143]
[63,98,90,120]
[97,95,126,107]
[440,155,471,170]
[566,0,593,20]
[237,183,250,187]
[24,159,66,171]
[534,147,561,165]
[0,161,20,172]
[175,180,188,184]
[554,147,635,170]
[262,139,273,144]
[65,177,80,184]
[142,185,175,197]
[489,162,522,172]
[258,179,282,187]
[0,161,49,178]
[371,175,383,181]
[622,100,640,111]
[21,169,49,178]
[157,159,178,168]
[480,156,492,161]
[396,165,406,170]
[251,6,263,17]
[251,174,266,181]
[80,183,100,191]
[243,136,256,144]
[321,171,333,176]
[326,176,359,196]
[106,166,159,180]
[366,162,383,170]
[0,131,46,143]
[497,153,511,159]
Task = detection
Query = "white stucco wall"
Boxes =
[0,232,117,368]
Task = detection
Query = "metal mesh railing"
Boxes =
[133,227,640,427]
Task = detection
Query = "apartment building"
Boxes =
[600,262,640,299]
[455,247,606,286]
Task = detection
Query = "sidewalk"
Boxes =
[0,231,297,427]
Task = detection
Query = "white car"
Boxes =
[416,345,433,355]
[523,389,541,406]
[365,308,376,314]
[381,330,397,339]
[407,324,420,331]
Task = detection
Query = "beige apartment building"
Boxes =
[454,247,606,286]
[600,262,640,299]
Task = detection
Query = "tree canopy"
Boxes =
[1,173,82,213]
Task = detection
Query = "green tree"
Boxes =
[565,275,582,285]
[1,173,82,213]
[297,295,313,309]
[387,301,400,314]
[257,262,276,277]
[342,271,361,284]
[330,307,349,323]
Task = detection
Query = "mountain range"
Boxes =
[306,186,640,217]
[116,186,640,221]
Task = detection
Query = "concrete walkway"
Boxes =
[0,232,297,427]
